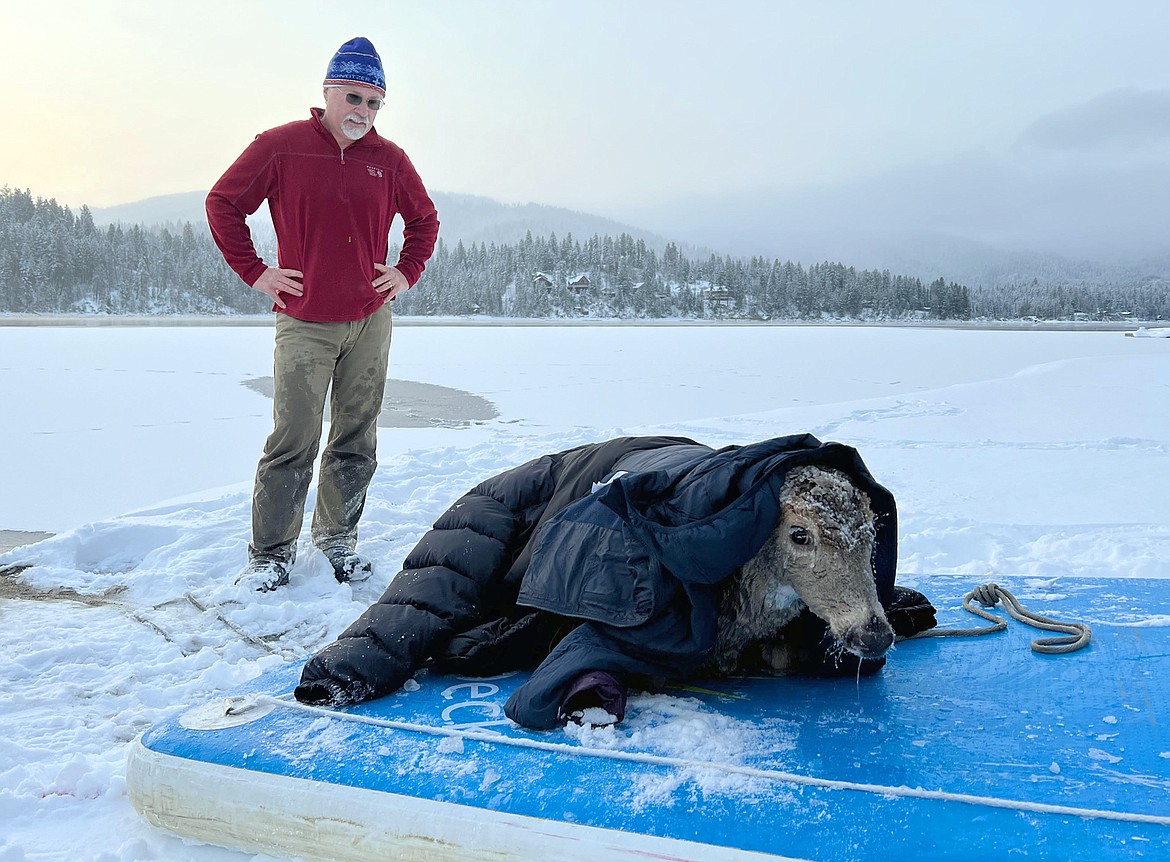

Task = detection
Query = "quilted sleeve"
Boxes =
[295,455,561,706]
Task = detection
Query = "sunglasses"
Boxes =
[343,92,384,111]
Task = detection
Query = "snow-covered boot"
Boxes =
[236,557,291,592]
[323,547,373,583]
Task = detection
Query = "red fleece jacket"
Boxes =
[206,109,439,322]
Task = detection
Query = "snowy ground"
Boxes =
[1,322,1168,860]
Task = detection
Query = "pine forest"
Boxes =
[2,187,1166,322]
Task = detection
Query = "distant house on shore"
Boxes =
[532,272,554,289]
[701,285,734,306]
[567,273,592,292]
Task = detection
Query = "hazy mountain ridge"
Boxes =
[625,143,1170,291]
[89,188,1170,295]
[90,190,698,257]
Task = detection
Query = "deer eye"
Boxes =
[789,526,811,545]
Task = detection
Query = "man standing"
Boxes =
[207,37,439,591]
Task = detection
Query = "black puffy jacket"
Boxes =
[296,434,935,728]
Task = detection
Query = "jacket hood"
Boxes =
[596,434,898,602]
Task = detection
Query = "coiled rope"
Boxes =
[905,582,1091,653]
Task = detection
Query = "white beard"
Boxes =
[341,113,370,140]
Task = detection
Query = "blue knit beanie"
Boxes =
[324,37,385,95]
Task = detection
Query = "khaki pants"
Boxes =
[250,304,392,564]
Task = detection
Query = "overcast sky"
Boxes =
[4,1,1169,261]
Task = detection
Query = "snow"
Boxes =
[1,322,1168,860]
[563,693,798,810]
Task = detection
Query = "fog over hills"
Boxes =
[90,190,693,257]
[625,92,1170,291]
[89,171,1170,294]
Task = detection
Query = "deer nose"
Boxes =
[848,614,894,658]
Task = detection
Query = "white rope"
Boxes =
[904,583,1092,653]
[245,693,1169,827]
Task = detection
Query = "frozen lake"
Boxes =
[3,321,1167,536]
[0,321,1168,861]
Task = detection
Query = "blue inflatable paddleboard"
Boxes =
[128,576,1170,861]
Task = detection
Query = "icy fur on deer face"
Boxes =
[713,465,894,674]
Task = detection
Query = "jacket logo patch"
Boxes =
[366,165,384,178]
